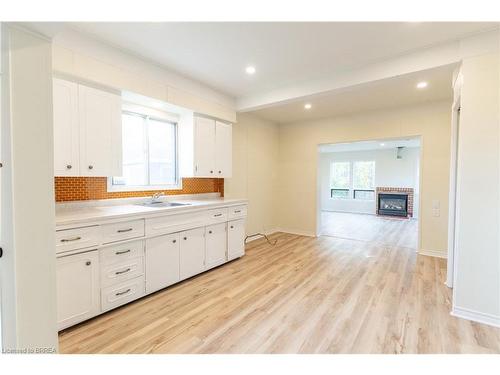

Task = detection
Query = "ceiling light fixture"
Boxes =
[245,66,256,75]
[416,81,428,89]
[380,143,385,147]
[304,103,312,110]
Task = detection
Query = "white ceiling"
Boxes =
[250,64,455,124]
[318,138,421,153]
[43,22,497,98]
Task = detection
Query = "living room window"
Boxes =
[330,160,375,200]
[109,109,179,192]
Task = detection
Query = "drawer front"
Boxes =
[206,208,228,224]
[100,240,144,266]
[100,256,144,287]
[146,211,209,237]
[56,226,100,254]
[228,205,247,220]
[101,219,145,244]
[101,276,145,312]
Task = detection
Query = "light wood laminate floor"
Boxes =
[59,232,500,354]
[321,211,418,249]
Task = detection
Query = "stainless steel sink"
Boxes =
[138,201,191,208]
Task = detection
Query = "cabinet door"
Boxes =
[215,121,232,178]
[205,222,227,269]
[145,233,180,294]
[78,84,122,177]
[194,116,216,177]
[53,78,80,176]
[228,219,246,261]
[179,227,206,280]
[56,250,100,330]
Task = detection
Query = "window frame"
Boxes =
[329,160,376,201]
[107,107,181,192]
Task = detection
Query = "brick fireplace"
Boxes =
[376,187,414,218]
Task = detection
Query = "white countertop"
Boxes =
[55,197,248,229]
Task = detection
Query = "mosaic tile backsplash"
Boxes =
[54,177,224,202]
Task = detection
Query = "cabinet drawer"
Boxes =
[206,208,228,224]
[100,240,144,266]
[228,205,247,220]
[100,256,144,287]
[101,219,145,244]
[101,276,145,312]
[56,226,100,254]
[146,211,208,237]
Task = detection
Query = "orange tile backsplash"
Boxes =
[54,177,224,202]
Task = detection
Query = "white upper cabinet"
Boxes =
[180,115,232,178]
[53,78,122,177]
[194,116,216,176]
[215,121,232,178]
[78,85,122,177]
[53,78,80,176]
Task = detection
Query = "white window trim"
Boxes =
[329,160,376,201]
[107,105,182,193]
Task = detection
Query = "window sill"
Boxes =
[107,178,182,192]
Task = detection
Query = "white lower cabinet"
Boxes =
[56,250,100,330]
[205,222,227,269]
[179,227,206,280]
[145,233,180,294]
[56,204,247,330]
[228,219,246,260]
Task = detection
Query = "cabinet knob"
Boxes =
[172,239,177,243]
[208,230,212,234]
[183,237,187,240]
[230,226,234,229]
[88,165,93,170]
[66,164,72,169]
[85,261,91,266]
[218,170,222,174]
[210,170,214,174]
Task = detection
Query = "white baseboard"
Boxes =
[451,306,500,328]
[276,228,317,237]
[418,249,447,259]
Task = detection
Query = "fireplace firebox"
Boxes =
[378,193,408,217]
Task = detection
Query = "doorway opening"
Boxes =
[317,137,421,250]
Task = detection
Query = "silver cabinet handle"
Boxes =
[115,268,131,275]
[61,236,81,242]
[117,228,133,233]
[234,210,241,213]
[88,165,93,170]
[214,213,222,217]
[115,288,131,296]
[66,164,72,169]
[115,249,131,255]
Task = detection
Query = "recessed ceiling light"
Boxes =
[245,66,256,75]
[380,143,385,147]
[416,81,428,89]
[304,103,312,110]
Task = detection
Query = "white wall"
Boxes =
[225,113,279,237]
[276,100,451,254]
[452,51,500,326]
[48,29,236,123]
[319,147,420,217]
[0,26,58,351]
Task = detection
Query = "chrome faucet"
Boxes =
[151,192,164,203]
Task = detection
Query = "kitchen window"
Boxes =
[330,160,375,200]
[109,109,180,191]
